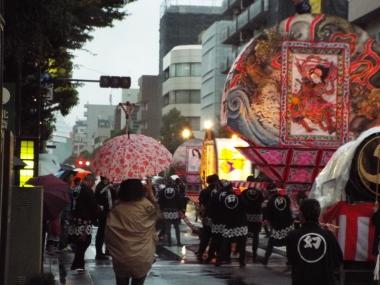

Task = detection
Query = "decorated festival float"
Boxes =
[199,133,256,189]
[171,138,203,192]
[221,10,380,273]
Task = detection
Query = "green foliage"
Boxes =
[160,108,190,153]
[4,0,131,141]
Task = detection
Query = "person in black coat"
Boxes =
[197,174,220,262]
[207,176,225,263]
[218,181,248,267]
[286,198,343,285]
[241,176,264,262]
[69,174,99,271]
[263,188,294,265]
[94,176,115,259]
[158,180,183,246]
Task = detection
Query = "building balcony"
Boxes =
[219,51,238,74]
[222,0,254,16]
[162,77,202,95]
[162,103,201,117]
[222,0,269,45]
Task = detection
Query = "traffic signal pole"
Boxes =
[49,76,131,89]
[55,78,100,83]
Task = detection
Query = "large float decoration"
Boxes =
[171,138,203,191]
[200,136,253,187]
[221,13,380,192]
[312,127,380,263]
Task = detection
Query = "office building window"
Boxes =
[165,90,201,105]
[175,63,190,76]
[169,63,201,77]
[175,90,190,103]
[190,63,201,76]
[169,91,176,104]
[163,94,169,106]
[98,119,111,128]
[190,90,201,103]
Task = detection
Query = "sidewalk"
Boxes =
[43,250,95,285]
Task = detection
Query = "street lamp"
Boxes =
[203,120,214,141]
[181,128,192,140]
[204,120,213,130]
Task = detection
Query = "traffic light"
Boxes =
[99,76,131,89]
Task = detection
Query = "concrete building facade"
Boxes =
[137,75,161,139]
[83,104,117,152]
[162,45,202,138]
[159,1,223,135]
[159,2,222,74]
[348,0,380,41]
[201,21,232,130]
[72,120,88,156]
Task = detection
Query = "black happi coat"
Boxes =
[219,191,248,239]
[209,188,226,235]
[158,186,182,221]
[286,222,343,285]
[241,188,264,233]
[69,184,99,239]
[72,184,99,222]
[199,185,214,226]
[266,193,294,245]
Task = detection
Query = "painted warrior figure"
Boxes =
[290,56,337,134]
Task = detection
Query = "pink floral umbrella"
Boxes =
[92,134,172,182]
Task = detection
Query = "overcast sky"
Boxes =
[64,0,224,127]
[64,0,161,127]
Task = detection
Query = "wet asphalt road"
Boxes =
[47,205,375,285]
[87,246,292,285]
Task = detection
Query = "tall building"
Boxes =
[137,75,160,139]
[83,104,117,152]
[220,0,349,72]
[348,0,380,39]
[72,120,88,156]
[162,45,203,138]
[159,1,223,134]
[159,1,222,73]
[46,113,73,163]
[200,21,232,129]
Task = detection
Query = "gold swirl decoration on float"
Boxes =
[358,136,380,196]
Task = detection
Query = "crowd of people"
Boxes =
[196,174,344,284]
[41,170,347,285]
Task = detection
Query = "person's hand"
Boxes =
[144,178,154,198]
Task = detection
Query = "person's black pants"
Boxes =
[96,212,107,255]
[207,234,221,261]
[264,236,278,265]
[197,225,212,258]
[220,236,247,265]
[251,230,260,258]
[71,235,91,269]
[165,220,181,246]
[116,275,146,285]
